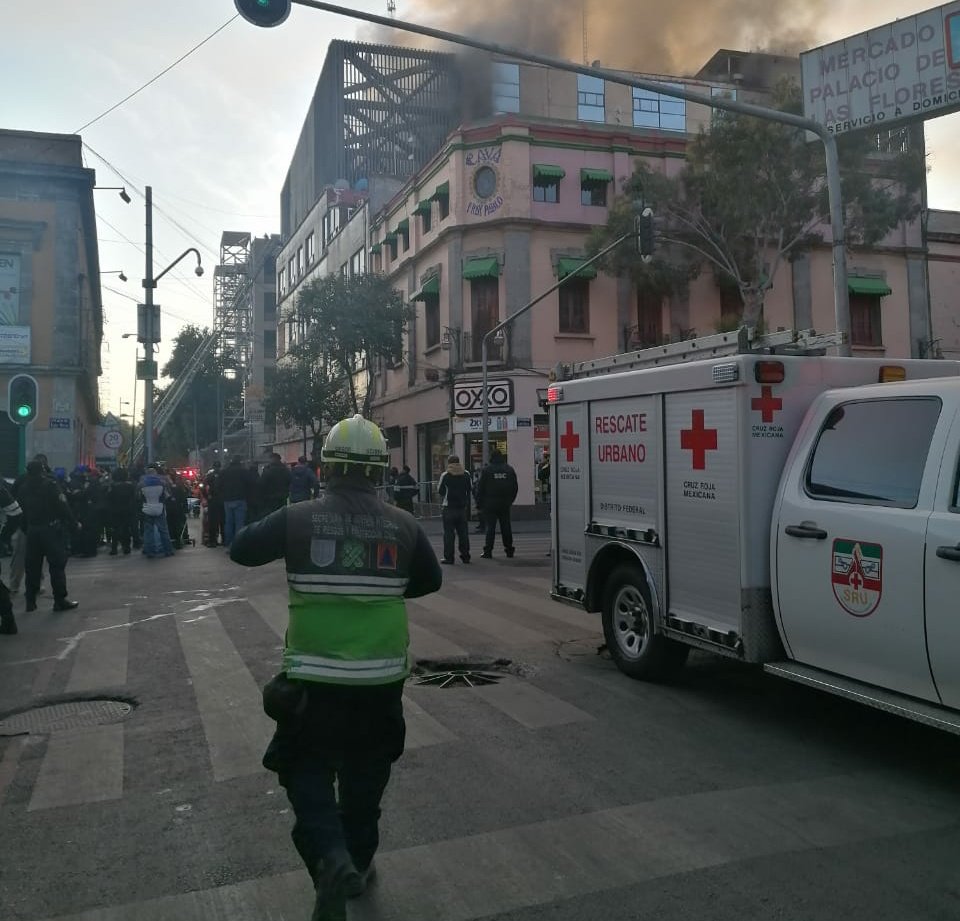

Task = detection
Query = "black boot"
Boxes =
[0,613,17,635]
[53,599,79,612]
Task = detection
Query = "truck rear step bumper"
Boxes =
[764,662,960,735]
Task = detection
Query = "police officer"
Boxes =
[0,482,22,634]
[477,449,519,558]
[17,460,79,612]
[230,414,442,920]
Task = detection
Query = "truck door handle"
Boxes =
[936,545,960,562]
[784,524,828,540]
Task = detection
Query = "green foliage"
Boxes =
[289,273,414,418]
[263,363,352,440]
[599,79,925,326]
[153,325,241,463]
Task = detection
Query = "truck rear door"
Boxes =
[924,404,960,709]
[774,392,945,702]
[553,400,588,595]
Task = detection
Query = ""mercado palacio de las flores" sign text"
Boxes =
[801,1,960,136]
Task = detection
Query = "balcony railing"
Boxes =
[462,331,505,364]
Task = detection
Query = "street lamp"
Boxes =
[103,270,128,282]
[139,185,204,465]
[95,186,132,204]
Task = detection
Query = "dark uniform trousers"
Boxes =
[264,680,406,878]
[484,504,514,554]
[25,524,69,602]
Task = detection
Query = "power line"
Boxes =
[73,16,239,135]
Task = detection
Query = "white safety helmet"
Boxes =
[321,414,389,468]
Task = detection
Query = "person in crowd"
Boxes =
[394,465,417,514]
[17,460,80,611]
[139,465,175,559]
[247,460,263,523]
[219,455,251,548]
[260,452,291,515]
[203,462,224,547]
[106,468,137,555]
[0,482,23,634]
[229,413,442,919]
[166,473,190,549]
[385,466,398,505]
[477,449,519,559]
[537,452,551,500]
[76,469,103,557]
[288,456,318,504]
[471,466,486,534]
[8,454,54,595]
[437,454,472,565]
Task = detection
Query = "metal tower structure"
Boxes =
[213,231,252,450]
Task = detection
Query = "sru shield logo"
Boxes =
[831,539,883,617]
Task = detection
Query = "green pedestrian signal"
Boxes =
[234,0,291,27]
[7,373,38,425]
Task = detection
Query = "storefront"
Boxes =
[417,418,452,500]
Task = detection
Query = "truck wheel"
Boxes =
[602,564,689,681]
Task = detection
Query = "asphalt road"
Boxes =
[1,518,959,921]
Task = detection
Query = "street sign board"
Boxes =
[452,378,514,415]
[103,429,123,450]
[137,359,158,381]
[801,1,960,136]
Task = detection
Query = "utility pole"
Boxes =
[143,185,156,467]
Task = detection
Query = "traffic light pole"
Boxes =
[481,233,634,468]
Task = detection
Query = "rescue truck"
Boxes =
[548,328,960,732]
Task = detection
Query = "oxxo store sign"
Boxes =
[452,378,514,415]
[801,2,960,135]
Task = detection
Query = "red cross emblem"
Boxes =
[680,409,718,470]
[560,420,580,462]
[751,386,783,423]
[849,570,863,591]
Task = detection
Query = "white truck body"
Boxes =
[550,339,960,730]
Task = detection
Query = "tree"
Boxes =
[290,273,414,417]
[263,362,352,456]
[595,79,926,327]
[153,325,241,463]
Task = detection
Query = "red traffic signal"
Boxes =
[234,0,291,27]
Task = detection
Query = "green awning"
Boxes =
[463,256,500,280]
[432,180,450,200]
[383,231,398,242]
[411,275,441,300]
[533,164,566,181]
[848,276,891,297]
[557,257,598,280]
[414,200,433,215]
[369,243,382,254]
[580,168,613,183]
[396,218,410,233]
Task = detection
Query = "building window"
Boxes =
[263,255,276,282]
[264,329,277,360]
[425,296,440,349]
[306,232,315,264]
[492,61,520,113]
[263,292,276,318]
[578,74,605,122]
[850,293,883,347]
[710,85,737,123]
[532,165,563,204]
[580,169,611,207]
[719,284,741,327]
[470,277,499,362]
[633,84,686,132]
[350,247,366,276]
[297,246,303,277]
[420,206,432,233]
[635,290,662,346]
[287,258,295,286]
[397,220,410,253]
[559,279,590,334]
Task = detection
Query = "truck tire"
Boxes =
[602,563,689,681]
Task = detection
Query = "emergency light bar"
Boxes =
[547,385,563,403]
[879,365,906,382]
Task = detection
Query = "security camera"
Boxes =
[195,265,204,277]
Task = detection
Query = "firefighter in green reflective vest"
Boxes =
[230,414,442,920]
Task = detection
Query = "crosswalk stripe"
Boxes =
[409,593,545,648]
[402,694,458,748]
[408,622,468,659]
[66,608,130,694]
[473,680,594,729]
[461,579,597,632]
[28,724,124,811]
[246,594,287,640]
[33,770,956,921]
[174,611,273,782]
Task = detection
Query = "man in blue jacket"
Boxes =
[289,456,318,503]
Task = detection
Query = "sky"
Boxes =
[4,0,960,421]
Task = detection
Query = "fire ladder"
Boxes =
[563,327,845,380]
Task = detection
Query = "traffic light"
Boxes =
[234,0,291,27]
[7,374,38,425]
[636,208,655,262]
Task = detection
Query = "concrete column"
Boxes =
[504,230,532,365]
[906,255,931,358]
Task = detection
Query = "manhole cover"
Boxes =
[413,657,512,689]
[0,699,134,736]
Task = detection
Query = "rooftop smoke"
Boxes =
[382,0,826,75]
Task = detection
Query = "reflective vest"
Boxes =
[283,481,419,686]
